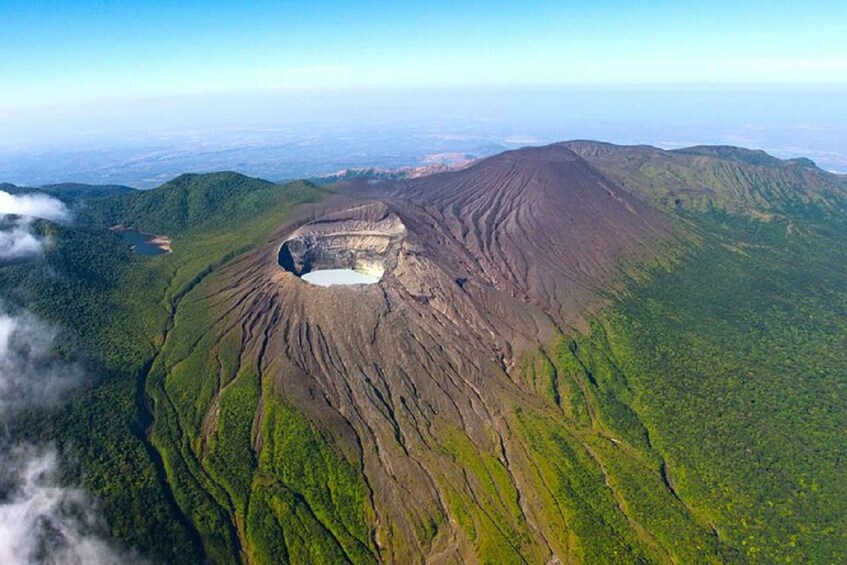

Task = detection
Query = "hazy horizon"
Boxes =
[2,84,845,188]
[1,1,845,187]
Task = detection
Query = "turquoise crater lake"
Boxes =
[300,269,381,286]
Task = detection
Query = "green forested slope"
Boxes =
[0,174,322,563]
[82,172,284,234]
[565,140,847,216]
[559,211,847,562]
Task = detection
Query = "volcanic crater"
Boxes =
[277,202,406,285]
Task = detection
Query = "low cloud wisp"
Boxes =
[0,305,141,564]
[0,446,128,565]
[0,221,46,261]
[0,309,82,418]
[0,191,71,261]
[0,192,70,222]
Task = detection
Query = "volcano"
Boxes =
[146,143,704,563]
[6,138,843,564]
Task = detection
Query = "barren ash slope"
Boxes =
[140,143,847,564]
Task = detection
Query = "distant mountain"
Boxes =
[671,144,818,168]
[40,182,136,199]
[564,140,847,215]
[311,158,476,185]
[0,181,135,201]
[2,142,846,564]
[81,171,319,235]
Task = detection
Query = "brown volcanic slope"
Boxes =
[150,145,715,564]
[369,143,679,329]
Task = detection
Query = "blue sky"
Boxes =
[1,0,845,108]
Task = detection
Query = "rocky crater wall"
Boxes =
[277,204,406,279]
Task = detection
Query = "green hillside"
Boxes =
[1,173,323,563]
[565,140,847,216]
[567,211,847,562]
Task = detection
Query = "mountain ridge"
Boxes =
[562,140,847,215]
[0,180,136,201]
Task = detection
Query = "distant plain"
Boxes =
[3,86,844,188]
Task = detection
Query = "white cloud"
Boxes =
[0,308,82,417]
[0,445,132,565]
[0,219,47,260]
[0,191,70,261]
[0,191,70,223]
[0,307,143,564]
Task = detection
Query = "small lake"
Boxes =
[301,269,381,286]
[117,229,170,256]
